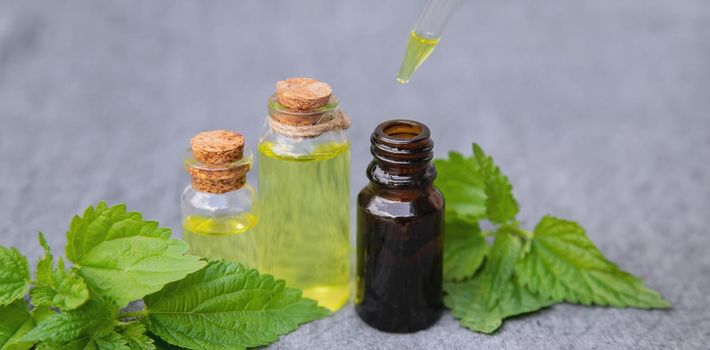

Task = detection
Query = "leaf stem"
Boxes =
[118,310,148,319]
[499,223,534,241]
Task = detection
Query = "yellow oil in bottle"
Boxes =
[257,141,350,311]
[397,31,441,84]
[182,213,259,268]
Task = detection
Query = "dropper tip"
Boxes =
[395,31,440,85]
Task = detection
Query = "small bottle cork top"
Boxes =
[190,130,244,165]
[186,130,251,194]
[275,77,332,111]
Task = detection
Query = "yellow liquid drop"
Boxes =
[397,31,441,84]
[182,213,259,269]
[256,141,351,311]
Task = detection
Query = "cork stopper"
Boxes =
[190,130,244,165]
[185,130,251,194]
[275,77,332,111]
[268,77,350,139]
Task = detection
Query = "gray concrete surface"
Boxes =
[0,0,708,349]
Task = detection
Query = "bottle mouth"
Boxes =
[377,120,430,143]
[371,119,433,166]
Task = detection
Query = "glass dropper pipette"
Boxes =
[397,0,462,84]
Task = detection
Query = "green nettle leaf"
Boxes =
[50,266,89,312]
[65,202,205,306]
[0,308,54,350]
[35,341,81,350]
[38,332,131,350]
[78,236,205,307]
[144,261,330,350]
[35,340,88,350]
[516,216,670,308]
[32,233,89,311]
[434,151,487,220]
[472,144,519,224]
[443,214,489,281]
[0,246,30,307]
[66,202,170,263]
[89,331,131,350]
[21,298,118,343]
[483,230,523,308]
[437,143,670,333]
[445,276,553,334]
[28,287,54,310]
[0,300,32,350]
[118,323,155,350]
[1,305,55,350]
[148,334,185,350]
[35,233,54,286]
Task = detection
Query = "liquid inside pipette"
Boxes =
[396,0,460,83]
[397,31,440,84]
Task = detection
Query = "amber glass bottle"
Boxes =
[355,119,444,333]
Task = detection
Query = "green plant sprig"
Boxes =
[0,202,328,350]
[435,144,670,334]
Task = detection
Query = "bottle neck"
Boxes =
[367,119,436,188]
[367,162,436,188]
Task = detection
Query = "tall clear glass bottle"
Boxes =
[257,78,351,311]
[356,119,444,333]
[181,130,258,268]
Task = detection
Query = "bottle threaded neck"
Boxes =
[368,119,435,186]
[371,119,434,166]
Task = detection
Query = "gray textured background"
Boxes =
[0,0,708,349]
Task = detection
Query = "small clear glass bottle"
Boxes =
[257,78,351,311]
[181,130,258,269]
[356,119,444,333]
